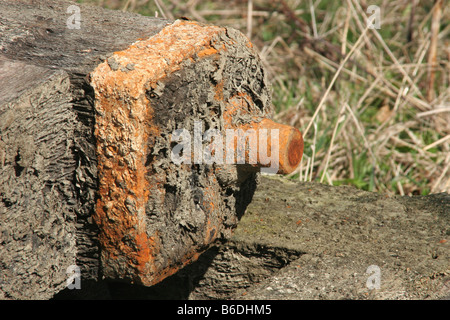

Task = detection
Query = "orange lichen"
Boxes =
[197,47,218,58]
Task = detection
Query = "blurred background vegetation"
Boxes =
[79,0,449,196]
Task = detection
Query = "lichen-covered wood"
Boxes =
[0,0,303,298]
[90,19,298,286]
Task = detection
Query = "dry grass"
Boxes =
[82,0,450,195]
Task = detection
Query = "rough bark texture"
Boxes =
[0,0,172,299]
[0,57,77,300]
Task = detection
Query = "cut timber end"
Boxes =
[90,19,303,286]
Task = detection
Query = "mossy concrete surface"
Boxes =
[230,175,449,299]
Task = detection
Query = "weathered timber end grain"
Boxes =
[90,19,303,286]
[0,57,78,299]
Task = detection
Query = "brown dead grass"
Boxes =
[82,0,449,195]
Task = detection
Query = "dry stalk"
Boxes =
[427,0,443,102]
[303,22,370,138]
[320,104,346,183]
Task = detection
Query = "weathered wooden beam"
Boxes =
[1,0,173,299]
[0,0,303,298]
[0,56,78,300]
[55,176,450,300]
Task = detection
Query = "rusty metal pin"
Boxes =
[222,94,303,174]
[232,118,304,174]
